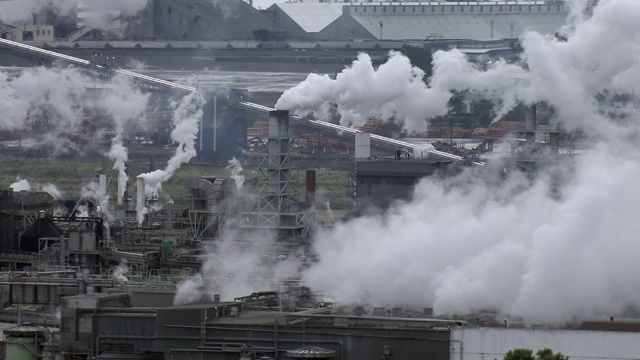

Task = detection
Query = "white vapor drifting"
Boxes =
[113,260,129,283]
[101,74,150,204]
[10,177,63,199]
[137,92,204,224]
[174,221,302,305]
[301,0,640,325]
[276,52,450,133]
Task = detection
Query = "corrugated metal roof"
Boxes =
[352,13,568,40]
[274,3,344,33]
[4,323,45,335]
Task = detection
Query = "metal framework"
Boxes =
[187,209,227,241]
[510,128,575,176]
[241,111,314,241]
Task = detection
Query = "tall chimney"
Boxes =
[136,177,145,215]
[117,174,125,205]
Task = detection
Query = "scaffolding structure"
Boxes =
[241,110,314,242]
[510,105,576,177]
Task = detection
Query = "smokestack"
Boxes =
[117,175,124,205]
[267,110,290,194]
[306,170,316,209]
[136,177,145,217]
[355,133,371,159]
[99,174,107,198]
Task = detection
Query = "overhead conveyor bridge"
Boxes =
[235,102,486,166]
[0,38,483,166]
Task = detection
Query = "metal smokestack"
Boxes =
[117,175,125,205]
[268,110,290,194]
[136,177,145,217]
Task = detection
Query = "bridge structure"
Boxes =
[0,37,484,166]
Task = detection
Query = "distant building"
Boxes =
[355,157,456,210]
[267,1,574,41]
[0,24,55,42]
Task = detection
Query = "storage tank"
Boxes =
[4,324,45,360]
[285,346,337,359]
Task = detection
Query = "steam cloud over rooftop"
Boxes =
[297,0,640,324]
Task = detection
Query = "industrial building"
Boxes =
[0,22,612,360]
[1,0,584,42]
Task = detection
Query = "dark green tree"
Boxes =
[504,348,534,360]
[503,348,568,360]
[536,348,569,360]
[398,44,433,81]
[471,99,497,128]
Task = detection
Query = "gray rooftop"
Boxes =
[272,3,344,33]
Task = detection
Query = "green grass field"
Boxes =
[0,156,351,209]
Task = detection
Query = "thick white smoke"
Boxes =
[10,177,63,198]
[113,260,129,283]
[300,0,640,324]
[100,74,150,203]
[174,222,303,305]
[276,52,450,133]
[227,157,245,189]
[137,92,203,224]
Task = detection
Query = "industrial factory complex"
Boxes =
[2,0,639,360]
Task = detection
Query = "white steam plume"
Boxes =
[301,0,640,324]
[275,52,450,134]
[10,177,63,199]
[174,223,303,305]
[227,157,245,189]
[137,92,204,224]
[113,260,129,283]
[100,74,150,203]
[10,178,31,192]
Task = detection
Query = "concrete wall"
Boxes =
[451,327,640,360]
[356,159,453,210]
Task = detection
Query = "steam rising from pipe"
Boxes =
[299,0,640,324]
[276,52,450,133]
[113,260,129,283]
[10,177,63,199]
[136,92,204,224]
[227,157,245,189]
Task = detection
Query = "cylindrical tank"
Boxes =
[4,324,45,360]
[285,346,337,359]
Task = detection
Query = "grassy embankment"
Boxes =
[0,156,350,209]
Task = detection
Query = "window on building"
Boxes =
[168,6,172,15]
